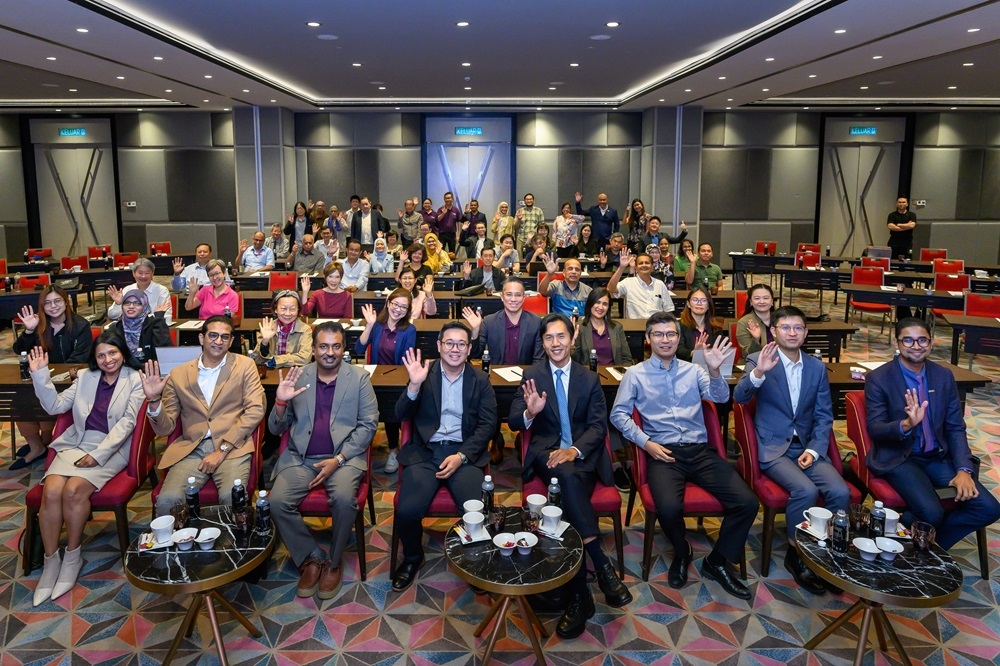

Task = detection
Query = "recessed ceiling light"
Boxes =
[765,57,775,62]
[727,98,733,101]
[951,106,958,110]
[379,86,386,90]
[860,86,869,89]
[319,107,325,110]
[153,56,163,60]
[834,29,846,34]
[242,89,249,93]
[963,62,974,66]
[967,28,980,32]
[536,107,542,110]
[164,89,172,92]
[317,34,338,40]
[55,109,61,112]
[68,88,77,92]
[570,63,579,67]
[590,34,611,40]
[808,74,817,78]
[659,98,664,102]
[726,107,732,110]
[872,55,883,59]
[462,62,471,67]
[875,107,881,110]
[606,21,620,27]
[549,87,556,90]
[718,76,726,80]
[46,57,56,61]
[352,63,362,67]
[204,75,212,79]
[203,99,209,102]
[684,88,692,92]
[456,21,469,27]
[948,86,957,89]
[306,21,321,27]
[271,99,277,103]
[465,107,471,110]
[224,107,230,111]
[762,88,769,92]
[464,86,472,90]
[116,76,125,80]
[136,108,142,111]
[395,107,400,110]
[76,28,88,33]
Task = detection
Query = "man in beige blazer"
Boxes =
[140,315,265,515]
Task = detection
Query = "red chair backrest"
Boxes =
[114,252,139,267]
[966,293,1000,317]
[522,294,548,315]
[0,258,7,275]
[844,391,872,487]
[170,294,178,319]
[149,242,172,255]
[932,259,964,274]
[735,290,748,318]
[91,326,102,340]
[729,322,742,364]
[20,274,52,290]
[920,248,947,262]
[268,272,298,291]
[754,241,777,255]
[851,266,884,286]
[27,248,53,259]
[861,256,890,271]
[797,243,821,254]
[88,245,112,259]
[933,273,969,292]
[795,252,820,268]
[61,255,88,271]
[631,400,724,488]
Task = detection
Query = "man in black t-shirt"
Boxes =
[886,196,916,260]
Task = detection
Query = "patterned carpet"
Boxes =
[1,285,998,665]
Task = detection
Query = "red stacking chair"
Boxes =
[920,248,947,262]
[113,252,139,267]
[849,266,892,333]
[861,256,890,271]
[797,243,821,254]
[966,292,1000,318]
[277,432,376,579]
[88,245,112,260]
[268,272,298,291]
[23,402,157,574]
[61,256,88,272]
[754,241,777,256]
[735,290,748,318]
[520,431,624,578]
[0,259,6,275]
[18,274,52,290]
[932,259,964,274]
[794,252,820,268]
[845,391,989,579]
[522,294,549,315]
[149,242,172,255]
[26,248,53,259]
[733,399,861,575]
[931,273,969,319]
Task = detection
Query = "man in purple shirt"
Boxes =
[268,322,379,600]
[436,191,462,253]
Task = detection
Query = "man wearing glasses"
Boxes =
[139,316,265,517]
[733,306,849,595]
[865,318,1000,553]
[611,312,758,600]
[391,322,497,591]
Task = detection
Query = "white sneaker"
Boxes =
[384,451,399,474]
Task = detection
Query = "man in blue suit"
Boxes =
[734,306,850,595]
[575,191,619,249]
[865,318,1000,551]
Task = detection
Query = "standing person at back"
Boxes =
[435,192,462,253]
[351,196,389,247]
[575,191,619,249]
[515,193,545,253]
[886,196,916,260]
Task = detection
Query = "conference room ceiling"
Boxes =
[0,0,997,113]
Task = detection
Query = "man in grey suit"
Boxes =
[268,321,379,600]
[733,305,850,595]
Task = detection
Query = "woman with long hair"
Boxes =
[623,198,651,251]
[109,289,172,367]
[677,288,728,361]
[553,203,581,258]
[576,223,600,257]
[735,283,776,355]
[301,262,353,318]
[535,222,556,252]
[572,288,633,367]
[27,331,145,605]
[284,201,310,245]
[12,286,93,469]
[492,201,516,240]
[185,259,239,319]
[397,267,437,319]
[395,244,433,283]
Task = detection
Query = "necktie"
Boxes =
[554,369,572,449]
[916,374,935,452]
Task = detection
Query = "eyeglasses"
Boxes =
[43,299,64,307]
[207,271,224,279]
[689,298,708,305]
[649,331,679,341]
[205,332,233,342]
[442,340,469,351]
[388,301,409,312]
[898,336,931,348]
[776,325,806,334]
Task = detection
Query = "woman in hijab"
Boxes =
[367,237,395,273]
[423,233,453,273]
[108,289,172,367]
[492,201,516,240]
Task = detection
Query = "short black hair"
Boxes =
[203,315,235,332]
[313,321,345,345]
[347,238,362,250]
[539,313,573,339]
[439,320,472,342]
[895,316,931,338]
[649,216,661,224]
[501,276,525,291]
[772,305,807,327]
[350,194,361,203]
[89,330,132,372]
[645,311,679,336]
[699,242,713,251]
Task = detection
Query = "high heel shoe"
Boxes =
[33,550,62,606]
[51,546,83,601]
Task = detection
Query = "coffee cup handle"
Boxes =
[803,510,810,524]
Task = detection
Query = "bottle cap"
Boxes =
[259,490,267,499]
[233,479,242,486]
[551,477,558,484]
[188,476,196,484]
[874,500,882,508]
[484,475,492,482]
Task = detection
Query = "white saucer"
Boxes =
[138,532,174,551]
[797,522,828,540]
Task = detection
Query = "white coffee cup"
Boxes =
[803,506,833,536]
[463,499,484,514]
[541,505,562,532]
[884,508,900,535]
[526,494,547,518]
[463,511,485,539]
[150,515,175,543]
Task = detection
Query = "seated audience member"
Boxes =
[12,287,93,470]
[640,216,687,250]
[265,223,290,261]
[524,234,549,265]
[672,238,696,285]
[495,234,521,273]
[268,322,379,599]
[553,202,581,259]
[462,221,495,260]
[509,314,632,638]
[607,248,675,319]
[598,233,626,270]
[648,243,673,285]
[366,237,394,274]
[864,318,1000,554]
[735,283,775,356]
[733,306,850,595]
[676,288,728,362]
[249,291,313,368]
[140,316,265,516]
[417,221,432,243]
[611,313,757,600]
[235,232,276,272]
[398,267,437,319]
[576,223,599,257]
[686,242,725,294]
[171,243,219,292]
[460,246,500,292]
[110,290,172,366]
[288,234,328,275]
[185,259,239,319]
[284,201,310,246]
[422,233,452,273]
[27,332,145,605]
[395,245,433,284]
[314,227,340,264]
[301,262,353,319]
[492,202,517,241]
[539,255,592,317]
[340,239,371,292]
[355,289,417,473]
[107,258,172,325]
[536,222,556,252]
[392,324,497,591]
[385,230,403,259]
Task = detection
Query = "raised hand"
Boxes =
[291,242,300,255]
[423,274,435,293]
[402,348,430,388]
[139,360,168,402]
[363,251,372,262]
[399,249,409,264]
[680,220,688,231]
[522,378,548,419]
[703,335,734,374]
[286,214,294,223]
[903,388,927,428]
[516,208,524,221]
[396,208,404,218]
[28,346,49,372]
[328,239,339,257]
[574,191,583,203]
[258,317,278,343]
[753,341,780,375]
[694,330,709,350]
[746,318,762,341]
[155,299,171,313]
[619,247,634,268]
[461,306,482,332]
[187,277,199,293]
[361,303,378,326]
[463,260,472,278]
[239,239,249,252]
[172,257,185,275]
[108,285,124,305]
[685,248,697,262]
[300,275,311,293]
[19,305,39,332]
[599,250,607,268]
[543,253,558,274]
[376,230,384,239]
[275,366,308,402]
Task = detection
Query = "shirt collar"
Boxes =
[777,348,803,370]
[198,354,227,372]
[651,355,677,372]
[549,360,571,379]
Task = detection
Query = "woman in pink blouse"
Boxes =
[301,261,353,318]
[184,259,239,319]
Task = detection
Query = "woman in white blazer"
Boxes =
[28,330,145,606]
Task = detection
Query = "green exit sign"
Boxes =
[59,127,87,137]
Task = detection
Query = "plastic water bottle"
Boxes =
[19,352,30,381]
[813,349,823,361]
[255,490,271,533]
[232,479,248,529]
[343,350,352,364]
[227,260,234,277]
[476,306,482,318]
[481,347,491,373]
[832,509,849,553]
[14,273,21,292]
[224,304,232,317]
[825,245,831,257]
[481,475,495,514]
[590,349,598,372]
[870,501,886,538]
[185,476,200,521]
[572,305,579,320]
[547,477,562,508]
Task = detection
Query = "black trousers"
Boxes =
[530,450,599,539]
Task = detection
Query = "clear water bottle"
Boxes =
[481,475,495,514]
[14,273,21,292]
[825,245,831,257]
[224,304,232,317]
[476,306,482,318]
[813,349,823,361]
[572,305,579,320]
[547,477,561,508]
[20,351,30,381]
[185,476,200,521]
[231,478,248,529]
[23,250,29,262]
[590,349,598,372]
[227,260,234,277]
[255,490,271,533]
[832,509,849,553]
[870,501,886,538]
[343,350,352,364]
[481,347,491,373]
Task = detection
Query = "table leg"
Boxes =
[853,605,875,666]
[204,593,230,666]
[844,294,852,323]
[874,606,912,666]
[951,328,960,365]
[521,596,549,638]
[480,596,512,666]
[184,593,203,638]
[803,598,866,649]
[871,605,887,651]
[474,594,507,637]
[210,590,262,637]
[516,596,548,666]
[164,593,204,666]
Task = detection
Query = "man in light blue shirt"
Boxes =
[340,239,370,292]
[611,312,758,600]
[234,232,275,272]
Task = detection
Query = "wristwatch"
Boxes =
[458,452,468,465]
[220,443,231,454]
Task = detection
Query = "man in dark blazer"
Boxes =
[575,191,619,248]
[268,322,379,600]
[733,306,850,595]
[865,317,1000,551]
[461,220,495,260]
[460,247,500,292]
[350,196,389,246]
[509,314,632,639]
[392,322,498,592]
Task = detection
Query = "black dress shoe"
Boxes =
[556,590,595,639]
[595,561,632,607]
[700,557,752,600]
[9,453,44,471]
[784,546,826,595]
[668,541,692,589]
[391,556,424,592]
[15,444,30,458]
[613,465,632,492]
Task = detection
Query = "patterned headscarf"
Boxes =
[120,290,149,352]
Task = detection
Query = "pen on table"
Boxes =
[380,367,397,376]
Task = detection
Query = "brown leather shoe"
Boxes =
[317,564,343,600]
[490,434,504,465]
[296,557,325,598]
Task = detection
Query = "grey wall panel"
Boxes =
[4,225,28,259]
[258,107,282,147]
[911,147,960,220]
[745,149,771,220]
[795,113,821,146]
[608,113,642,146]
[640,146,654,208]
[234,145,259,228]
[582,114,608,146]
[681,107,702,146]
[788,221,817,250]
[116,114,141,147]
[980,150,1000,220]
[117,149,168,222]
[516,114,536,146]
[629,148,642,204]
[557,149,583,205]
[721,222,791,259]
[0,226,9,260]
[164,150,237,222]
[377,148,421,212]
[698,222,721,256]
[642,108,655,146]
[306,150,354,204]
[914,114,940,146]
[259,145,285,230]
[233,107,255,147]
[211,112,234,147]
[515,148,558,217]
[0,116,19,147]
[401,114,421,146]
[935,113,988,146]
[725,113,797,147]
[986,115,1000,146]
[295,148,309,204]
[354,150,380,202]
[140,113,213,147]
[652,108,677,145]
[769,148,818,220]
[701,148,747,219]
[121,224,145,254]
[282,109,295,147]
[283,146,297,225]
[131,223,219,255]
[0,150,27,222]
[355,114,402,147]
[295,113,331,147]
[533,114,584,146]
[955,149,983,220]
[582,150,629,215]
[330,115,355,147]
[703,113,726,146]
[929,222,1000,264]
[679,145,702,225]
[653,146,676,222]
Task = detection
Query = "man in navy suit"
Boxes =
[865,317,1000,551]
[575,191,619,249]
[392,322,498,591]
[734,306,850,595]
[509,314,632,639]
[349,196,389,246]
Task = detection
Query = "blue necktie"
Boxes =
[555,369,572,449]
[916,374,935,452]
